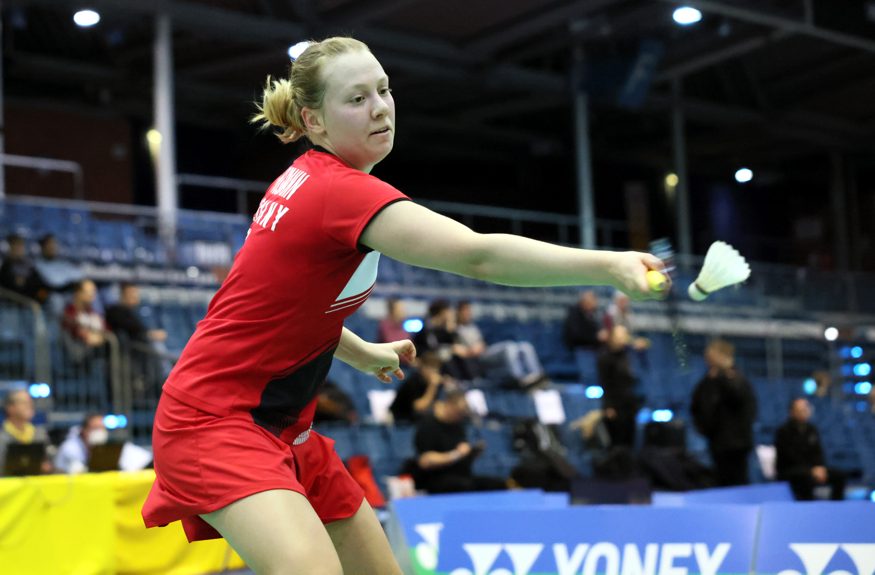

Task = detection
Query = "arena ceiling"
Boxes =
[4,0,875,177]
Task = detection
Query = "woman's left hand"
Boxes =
[353,339,417,383]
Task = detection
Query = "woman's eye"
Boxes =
[351,95,365,103]
[380,87,392,95]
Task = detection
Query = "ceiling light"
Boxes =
[735,167,753,183]
[73,9,100,28]
[673,6,703,25]
[288,41,310,61]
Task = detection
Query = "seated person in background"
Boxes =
[775,397,845,501]
[455,300,547,389]
[0,233,47,302]
[0,389,51,474]
[105,282,167,347]
[413,299,479,381]
[34,233,83,313]
[105,282,170,386]
[378,298,410,343]
[690,338,757,487]
[390,351,452,423]
[54,413,108,474]
[597,325,641,449]
[413,388,507,494]
[61,279,107,364]
[314,379,359,424]
[563,290,607,382]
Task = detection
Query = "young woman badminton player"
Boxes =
[142,36,667,575]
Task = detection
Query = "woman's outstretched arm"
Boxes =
[360,201,665,299]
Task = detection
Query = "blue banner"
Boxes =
[390,490,563,575]
[756,502,875,575]
[652,483,794,506]
[436,506,758,575]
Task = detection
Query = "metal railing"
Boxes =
[0,286,50,383]
[49,321,123,414]
[1,154,85,200]
[118,337,179,444]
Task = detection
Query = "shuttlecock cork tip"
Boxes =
[688,282,710,301]
[687,240,751,301]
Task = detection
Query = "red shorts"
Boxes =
[141,391,365,542]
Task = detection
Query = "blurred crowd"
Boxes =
[0,234,869,501]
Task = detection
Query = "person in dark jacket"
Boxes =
[390,351,449,423]
[413,388,506,494]
[0,234,46,302]
[563,290,607,383]
[413,299,479,381]
[775,397,845,500]
[597,325,640,448]
[105,282,171,388]
[563,290,605,350]
[690,339,757,486]
[105,283,167,346]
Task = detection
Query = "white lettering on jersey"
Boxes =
[326,251,381,314]
[271,206,290,231]
[258,201,277,228]
[251,199,291,233]
[270,166,310,200]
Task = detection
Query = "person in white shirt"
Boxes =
[54,413,108,473]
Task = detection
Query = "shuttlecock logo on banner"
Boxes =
[777,544,875,575]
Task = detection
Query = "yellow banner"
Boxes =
[0,470,245,575]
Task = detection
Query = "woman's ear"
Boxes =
[301,107,325,135]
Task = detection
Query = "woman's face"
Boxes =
[311,50,395,173]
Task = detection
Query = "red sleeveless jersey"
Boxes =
[162,149,408,444]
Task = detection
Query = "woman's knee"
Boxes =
[259,548,343,575]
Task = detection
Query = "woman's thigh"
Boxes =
[325,498,403,575]
[201,489,342,575]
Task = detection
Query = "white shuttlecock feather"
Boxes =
[688,241,751,301]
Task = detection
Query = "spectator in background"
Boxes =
[390,351,451,423]
[413,299,479,381]
[314,379,359,424]
[604,291,650,358]
[378,298,414,367]
[455,300,548,389]
[810,370,833,399]
[61,279,107,364]
[378,298,409,343]
[0,234,47,302]
[775,397,846,500]
[34,234,84,312]
[0,389,51,474]
[105,282,170,388]
[413,388,507,494]
[597,325,641,449]
[690,339,758,487]
[105,283,167,347]
[563,290,606,383]
[54,412,108,473]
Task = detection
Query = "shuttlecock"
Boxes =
[688,241,751,301]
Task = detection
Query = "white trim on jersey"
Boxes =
[326,251,381,314]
